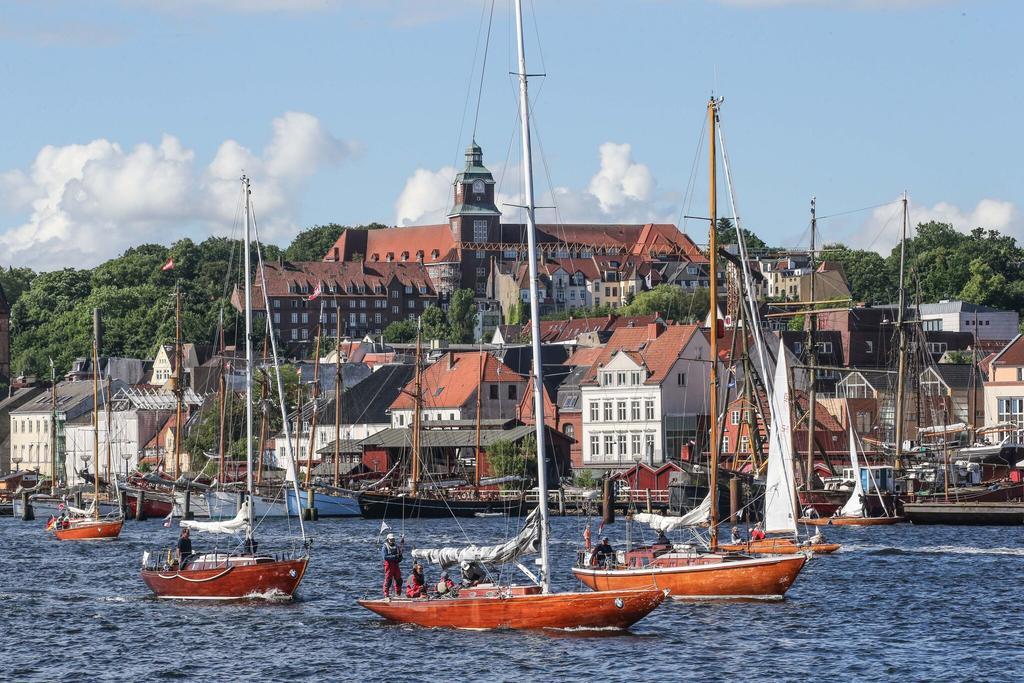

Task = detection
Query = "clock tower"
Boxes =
[449,141,501,295]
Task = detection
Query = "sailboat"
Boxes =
[358,1,666,629]
[572,97,807,599]
[49,312,124,541]
[717,348,839,554]
[802,423,904,526]
[140,176,310,600]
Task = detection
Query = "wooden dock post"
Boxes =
[645,488,653,513]
[21,491,34,521]
[73,489,83,509]
[135,490,147,521]
[729,477,740,523]
[557,487,566,516]
[602,477,615,525]
[183,488,194,521]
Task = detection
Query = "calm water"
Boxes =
[1,513,1022,682]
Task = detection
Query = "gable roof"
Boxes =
[582,324,700,386]
[391,352,524,411]
[990,334,1024,367]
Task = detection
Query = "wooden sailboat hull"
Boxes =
[358,491,530,519]
[903,501,1024,525]
[800,515,904,526]
[358,587,665,630]
[141,556,309,600]
[51,519,124,540]
[718,537,840,555]
[573,553,807,599]
[123,489,174,518]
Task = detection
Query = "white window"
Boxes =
[731,410,740,425]
[644,433,655,458]
[722,435,730,452]
[604,434,615,458]
[604,402,613,421]
[617,402,627,421]
[591,435,600,457]
[617,372,627,385]
[473,220,488,241]
[617,433,627,456]
[590,402,600,422]
[739,435,750,452]
[645,400,655,420]
[476,250,485,260]
[631,433,641,455]
[392,305,399,314]
[866,340,874,353]
[631,401,640,420]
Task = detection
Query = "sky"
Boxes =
[0,0,1021,270]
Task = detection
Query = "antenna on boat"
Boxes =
[514,0,551,594]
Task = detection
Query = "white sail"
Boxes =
[763,347,799,535]
[412,507,541,569]
[839,424,865,517]
[634,492,710,531]
[180,500,251,535]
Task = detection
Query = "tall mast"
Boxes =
[172,289,184,479]
[92,309,101,520]
[242,175,255,535]
[304,310,323,488]
[50,360,63,488]
[410,325,422,497]
[105,376,113,493]
[474,345,484,491]
[514,0,551,593]
[255,338,269,486]
[707,97,722,551]
[333,309,342,488]
[893,192,909,471]
[804,197,817,489]
[217,360,227,485]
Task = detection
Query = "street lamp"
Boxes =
[121,451,132,479]
[12,454,22,473]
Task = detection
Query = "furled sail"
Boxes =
[633,492,710,531]
[839,425,865,518]
[763,347,799,535]
[181,501,251,534]
[412,507,541,568]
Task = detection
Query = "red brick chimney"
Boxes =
[647,322,663,340]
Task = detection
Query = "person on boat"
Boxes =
[749,523,766,542]
[730,526,743,544]
[460,560,487,587]
[654,529,670,547]
[381,532,403,598]
[435,570,456,596]
[176,528,193,569]
[406,562,426,598]
[593,537,615,567]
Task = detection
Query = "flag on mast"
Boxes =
[161,258,175,271]
[308,282,322,301]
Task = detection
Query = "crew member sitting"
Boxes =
[654,529,670,547]
[730,526,743,544]
[749,523,766,541]
[593,537,615,567]
[460,560,487,587]
[435,570,456,596]
[406,562,426,598]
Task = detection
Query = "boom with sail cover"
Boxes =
[634,493,711,532]
[763,346,799,536]
[412,507,541,569]
[180,499,252,535]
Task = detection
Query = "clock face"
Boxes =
[472,180,485,195]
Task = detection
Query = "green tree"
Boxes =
[715,217,768,251]
[0,266,37,306]
[447,288,476,342]
[820,243,895,305]
[420,305,449,341]
[787,314,805,332]
[624,284,710,324]
[382,320,417,343]
[506,301,524,325]
[285,224,346,261]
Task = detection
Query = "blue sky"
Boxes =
[0,0,1020,270]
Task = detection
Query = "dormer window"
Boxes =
[385,252,394,262]
[416,250,424,261]
[431,249,440,259]
[401,251,409,261]
[371,253,379,262]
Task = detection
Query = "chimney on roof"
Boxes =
[647,322,663,340]
[448,353,454,371]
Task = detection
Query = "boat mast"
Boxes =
[333,311,342,488]
[707,96,722,551]
[804,197,817,489]
[514,0,551,593]
[474,345,484,491]
[92,308,101,519]
[242,175,255,536]
[893,192,909,471]
[105,376,113,495]
[217,356,227,485]
[172,288,184,479]
[255,338,269,486]
[305,311,323,489]
[410,323,422,497]
[50,360,63,488]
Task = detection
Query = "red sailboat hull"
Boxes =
[358,587,666,630]
[141,556,309,600]
[52,519,124,541]
[123,490,174,518]
[573,553,807,599]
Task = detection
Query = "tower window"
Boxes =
[473,220,488,241]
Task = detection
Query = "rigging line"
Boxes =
[451,0,493,172]
[677,110,709,232]
[817,199,901,222]
[471,0,497,143]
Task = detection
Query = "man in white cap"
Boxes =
[381,532,404,598]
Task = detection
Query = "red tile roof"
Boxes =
[990,335,1024,366]
[250,260,436,309]
[565,346,603,367]
[581,323,700,385]
[390,352,524,411]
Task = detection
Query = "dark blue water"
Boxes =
[1,515,1021,682]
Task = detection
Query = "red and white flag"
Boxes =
[307,282,322,301]
[161,258,175,271]
[163,509,174,528]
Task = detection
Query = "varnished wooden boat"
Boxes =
[358,490,530,519]
[50,518,124,541]
[357,584,666,630]
[573,549,807,599]
[718,536,840,554]
[141,553,309,600]
[800,515,904,526]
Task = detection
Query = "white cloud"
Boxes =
[851,197,1022,253]
[394,141,674,228]
[394,166,456,227]
[0,112,356,270]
